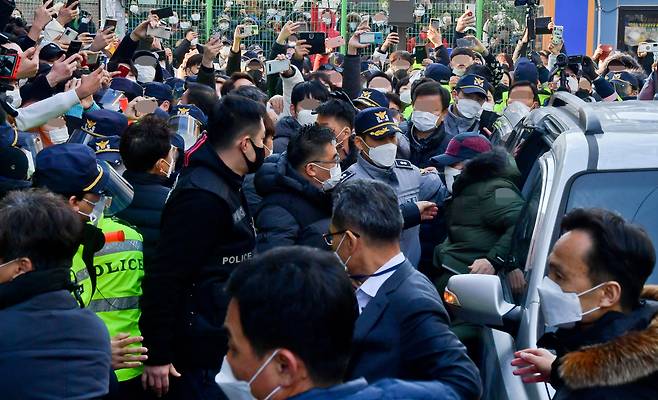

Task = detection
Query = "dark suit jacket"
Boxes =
[346,260,482,400]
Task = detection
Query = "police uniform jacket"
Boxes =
[341,154,424,267]
[139,139,255,369]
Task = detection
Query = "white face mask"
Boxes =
[311,162,342,191]
[78,195,108,225]
[443,166,461,193]
[349,22,357,31]
[191,13,201,21]
[219,22,230,31]
[190,38,199,46]
[215,352,281,400]
[363,141,397,168]
[135,65,156,83]
[47,127,70,144]
[412,110,439,132]
[6,88,21,108]
[129,4,139,14]
[334,233,352,269]
[169,15,179,25]
[296,109,317,126]
[537,276,606,329]
[452,67,466,77]
[399,90,411,104]
[482,102,495,112]
[457,98,482,119]
[322,17,331,25]
[414,7,425,17]
[566,76,579,94]
[180,21,191,30]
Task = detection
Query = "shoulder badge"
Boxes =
[340,169,355,182]
[394,159,413,170]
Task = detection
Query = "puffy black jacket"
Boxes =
[116,170,171,268]
[273,116,301,154]
[254,154,332,253]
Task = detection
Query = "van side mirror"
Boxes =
[444,274,520,327]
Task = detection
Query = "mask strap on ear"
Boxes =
[248,349,280,385]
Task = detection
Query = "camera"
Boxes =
[555,53,568,68]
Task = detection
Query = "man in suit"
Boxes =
[329,179,482,400]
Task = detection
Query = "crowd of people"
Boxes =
[0,1,657,399]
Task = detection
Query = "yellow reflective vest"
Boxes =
[72,216,144,382]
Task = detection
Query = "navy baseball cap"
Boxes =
[607,71,639,89]
[514,58,539,83]
[81,109,129,137]
[0,146,29,180]
[455,74,488,98]
[170,104,208,126]
[425,63,451,84]
[34,143,108,195]
[144,82,174,103]
[353,89,388,109]
[165,77,186,98]
[355,107,402,139]
[110,77,144,101]
[88,135,122,166]
[69,109,129,145]
[0,122,18,148]
[431,132,492,167]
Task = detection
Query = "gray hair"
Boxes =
[332,179,403,243]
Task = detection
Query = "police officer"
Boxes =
[68,109,129,146]
[340,107,431,267]
[168,104,207,151]
[140,94,266,399]
[32,143,147,398]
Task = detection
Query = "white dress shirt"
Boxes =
[355,252,405,314]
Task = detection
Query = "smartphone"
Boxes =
[66,0,78,8]
[298,31,326,55]
[117,64,131,78]
[456,37,476,48]
[65,40,82,58]
[151,7,174,19]
[464,3,476,15]
[358,32,383,45]
[86,51,100,65]
[568,55,584,64]
[430,18,444,30]
[389,25,398,34]
[325,36,345,49]
[103,18,117,31]
[155,50,166,61]
[63,27,78,42]
[552,25,564,45]
[239,25,259,37]
[266,59,291,75]
[638,42,658,53]
[147,25,172,40]
[535,17,552,35]
[414,45,428,62]
[0,54,20,80]
[135,98,158,115]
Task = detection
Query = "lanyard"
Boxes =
[350,263,401,283]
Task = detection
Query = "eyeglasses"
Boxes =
[310,155,341,166]
[323,229,360,246]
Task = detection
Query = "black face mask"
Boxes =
[242,138,265,173]
[575,89,591,100]
[494,84,509,102]
[248,70,263,83]
[393,69,408,81]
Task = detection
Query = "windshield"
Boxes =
[564,170,658,284]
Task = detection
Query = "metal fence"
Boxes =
[13,0,542,57]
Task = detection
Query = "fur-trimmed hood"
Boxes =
[452,147,521,195]
[597,52,648,82]
[558,285,658,389]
